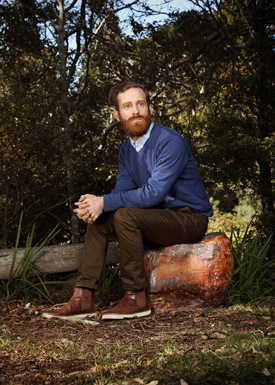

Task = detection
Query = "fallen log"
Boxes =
[0,243,120,280]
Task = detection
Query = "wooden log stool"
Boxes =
[143,232,234,313]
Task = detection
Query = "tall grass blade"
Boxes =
[228,222,274,304]
[2,216,60,302]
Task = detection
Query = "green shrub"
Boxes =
[227,224,275,304]
[207,203,256,240]
[0,213,60,303]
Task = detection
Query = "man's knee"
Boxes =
[113,207,139,229]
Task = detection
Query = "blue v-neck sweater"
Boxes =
[104,123,213,218]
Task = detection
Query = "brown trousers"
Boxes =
[76,207,208,290]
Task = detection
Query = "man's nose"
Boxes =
[132,105,139,114]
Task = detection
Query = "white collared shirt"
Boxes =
[129,122,154,152]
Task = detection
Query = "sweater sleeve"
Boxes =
[103,135,188,211]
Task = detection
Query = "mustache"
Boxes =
[128,115,146,122]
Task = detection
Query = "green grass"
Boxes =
[227,223,275,304]
[57,331,274,384]
[0,213,61,302]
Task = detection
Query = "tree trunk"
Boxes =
[257,78,275,256]
[58,0,79,243]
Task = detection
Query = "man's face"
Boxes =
[113,87,153,141]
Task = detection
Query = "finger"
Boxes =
[75,201,87,207]
[73,208,85,214]
[78,203,88,210]
[74,209,89,220]
[74,204,88,212]
[81,213,90,222]
[75,195,86,205]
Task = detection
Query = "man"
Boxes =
[43,81,213,320]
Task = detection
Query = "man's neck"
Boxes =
[129,122,154,152]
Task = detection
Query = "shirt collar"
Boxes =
[130,122,154,152]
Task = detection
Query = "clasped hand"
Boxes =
[73,194,104,224]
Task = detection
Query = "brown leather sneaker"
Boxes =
[102,289,151,320]
[42,288,96,319]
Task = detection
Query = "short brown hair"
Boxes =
[109,81,151,110]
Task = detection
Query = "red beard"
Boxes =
[119,113,151,139]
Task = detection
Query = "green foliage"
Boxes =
[227,224,275,304]
[0,213,60,302]
[207,200,257,240]
[97,263,121,294]
[0,48,65,248]
[0,334,11,348]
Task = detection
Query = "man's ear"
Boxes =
[113,109,120,121]
[149,105,153,115]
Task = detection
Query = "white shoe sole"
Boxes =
[42,312,97,320]
[102,309,151,320]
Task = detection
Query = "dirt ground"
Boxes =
[0,290,274,385]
